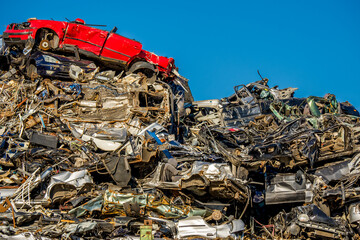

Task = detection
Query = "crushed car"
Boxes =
[3,18,177,78]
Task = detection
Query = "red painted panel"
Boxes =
[101,33,142,61]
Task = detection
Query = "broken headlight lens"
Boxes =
[298,214,310,222]
[43,55,60,64]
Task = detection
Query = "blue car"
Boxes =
[26,51,96,79]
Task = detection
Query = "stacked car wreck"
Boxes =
[0,18,359,239]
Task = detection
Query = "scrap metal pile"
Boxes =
[0,18,359,239]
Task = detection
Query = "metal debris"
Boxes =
[0,18,359,239]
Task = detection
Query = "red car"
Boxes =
[3,18,176,77]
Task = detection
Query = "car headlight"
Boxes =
[43,55,60,64]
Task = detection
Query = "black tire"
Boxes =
[128,61,155,78]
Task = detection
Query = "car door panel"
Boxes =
[63,24,106,56]
[101,33,142,62]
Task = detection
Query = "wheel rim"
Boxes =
[39,39,50,51]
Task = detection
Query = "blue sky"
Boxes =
[1,0,359,108]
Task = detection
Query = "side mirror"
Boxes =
[75,18,85,24]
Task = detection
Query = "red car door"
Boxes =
[101,32,142,64]
[63,23,106,56]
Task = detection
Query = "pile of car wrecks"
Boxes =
[0,18,359,239]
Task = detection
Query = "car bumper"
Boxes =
[3,32,31,46]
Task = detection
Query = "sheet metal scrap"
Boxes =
[0,30,360,240]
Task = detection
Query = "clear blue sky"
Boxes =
[1,0,359,108]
